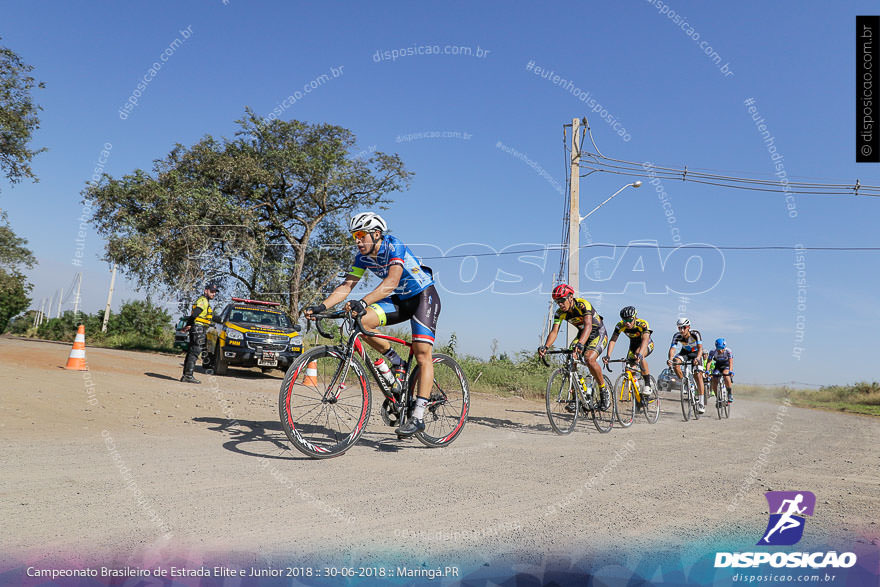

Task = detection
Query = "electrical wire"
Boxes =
[419,244,880,261]
[576,115,880,196]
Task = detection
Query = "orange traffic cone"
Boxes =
[65,324,88,370]
[303,360,318,385]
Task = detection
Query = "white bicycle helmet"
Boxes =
[349,212,388,233]
[676,317,690,327]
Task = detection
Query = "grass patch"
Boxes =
[735,382,880,416]
[789,382,880,416]
[90,331,178,354]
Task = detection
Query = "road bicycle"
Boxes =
[712,370,732,419]
[671,357,703,421]
[542,349,614,435]
[606,358,660,426]
[278,309,469,458]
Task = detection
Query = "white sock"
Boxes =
[413,397,428,420]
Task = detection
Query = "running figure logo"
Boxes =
[758,491,816,546]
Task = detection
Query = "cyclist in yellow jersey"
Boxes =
[538,284,610,409]
[603,305,655,397]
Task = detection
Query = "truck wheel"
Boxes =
[214,341,228,375]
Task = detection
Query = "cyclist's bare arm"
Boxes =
[604,334,617,362]
[541,323,561,355]
[361,265,402,305]
[315,273,361,313]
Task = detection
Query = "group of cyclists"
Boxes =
[541,285,735,415]
[303,211,734,438]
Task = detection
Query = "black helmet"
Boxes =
[620,306,637,320]
[205,282,220,292]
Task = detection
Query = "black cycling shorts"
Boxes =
[627,337,654,359]
[712,362,731,375]
[369,284,441,345]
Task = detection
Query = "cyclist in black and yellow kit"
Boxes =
[603,305,655,397]
[538,284,610,409]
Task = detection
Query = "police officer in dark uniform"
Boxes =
[180,282,219,383]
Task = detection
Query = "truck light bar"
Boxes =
[230,297,281,307]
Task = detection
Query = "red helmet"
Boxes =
[552,283,575,300]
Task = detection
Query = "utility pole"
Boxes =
[57,288,63,318]
[72,273,82,318]
[102,263,117,333]
[540,272,557,346]
[567,117,581,344]
[38,298,46,327]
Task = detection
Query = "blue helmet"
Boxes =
[715,338,726,350]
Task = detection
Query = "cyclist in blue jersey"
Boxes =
[707,338,735,403]
[304,212,440,437]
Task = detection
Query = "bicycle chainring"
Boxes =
[380,399,400,426]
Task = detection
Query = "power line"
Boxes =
[419,244,880,260]
[577,116,880,197]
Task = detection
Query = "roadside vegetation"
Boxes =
[788,382,880,416]
[5,299,177,353]
[729,382,880,416]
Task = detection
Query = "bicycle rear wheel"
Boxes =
[680,376,692,421]
[613,374,634,427]
[642,374,660,424]
[720,381,730,419]
[545,368,578,435]
[411,353,470,447]
[278,347,371,459]
[591,374,614,433]
[691,378,702,420]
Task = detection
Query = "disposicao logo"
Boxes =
[714,491,858,569]
[759,490,815,546]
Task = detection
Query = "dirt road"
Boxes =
[1,336,878,572]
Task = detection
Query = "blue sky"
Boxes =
[1,1,877,385]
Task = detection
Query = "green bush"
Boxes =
[107,299,171,338]
[21,299,175,352]
[6,310,38,335]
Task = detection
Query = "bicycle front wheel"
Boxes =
[613,374,634,427]
[680,376,692,421]
[545,368,577,435]
[591,374,615,433]
[692,378,702,420]
[411,353,470,447]
[719,381,730,419]
[278,347,371,459]
[642,375,660,424]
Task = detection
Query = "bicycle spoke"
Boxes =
[413,354,470,447]
[591,374,614,433]
[279,348,371,459]
[546,368,577,435]
[613,373,635,427]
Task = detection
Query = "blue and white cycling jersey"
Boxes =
[349,235,433,299]
[670,329,702,353]
[708,348,732,365]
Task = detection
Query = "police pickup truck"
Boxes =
[203,297,303,375]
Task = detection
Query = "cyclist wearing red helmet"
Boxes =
[538,284,610,409]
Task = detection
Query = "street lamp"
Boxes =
[578,180,642,224]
